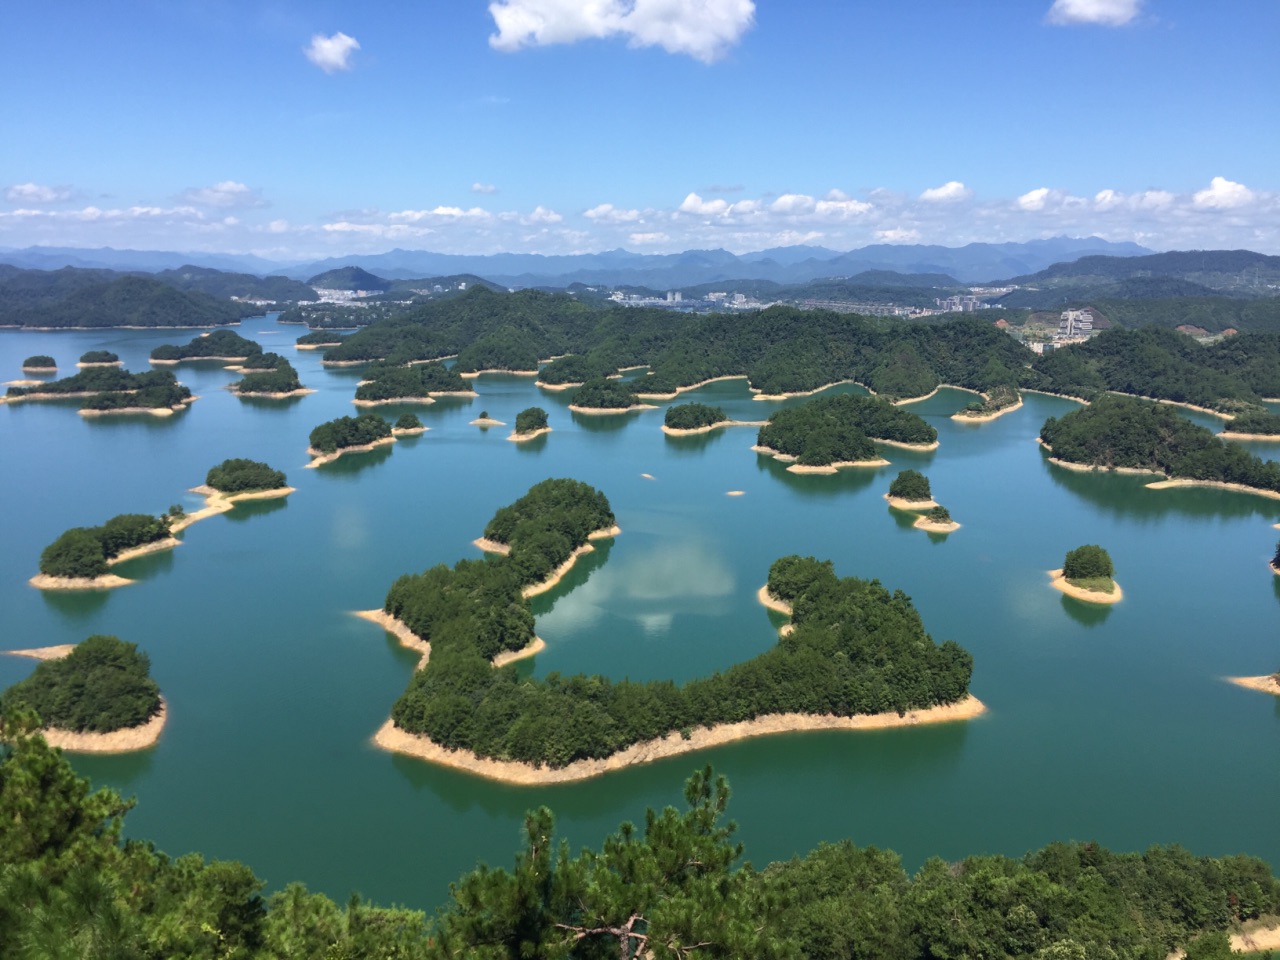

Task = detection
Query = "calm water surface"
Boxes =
[2,316,1278,911]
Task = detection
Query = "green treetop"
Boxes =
[1063,544,1114,582]
[889,469,932,501]
[514,406,549,435]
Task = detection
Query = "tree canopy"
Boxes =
[889,469,932,501]
[514,406,549,435]
[39,513,171,578]
[308,414,392,454]
[205,459,288,494]
[758,394,935,466]
[1063,545,1114,581]
[665,402,727,430]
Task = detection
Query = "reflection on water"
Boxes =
[40,586,112,619]
[754,453,884,498]
[221,496,289,524]
[313,443,394,478]
[1060,594,1113,628]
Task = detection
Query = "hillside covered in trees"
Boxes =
[757,393,937,466]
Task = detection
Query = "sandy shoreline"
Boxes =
[1230,922,1280,954]
[472,537,511,555]
[751,379,862,402]
[661,419,767,437]
[3,644,79,661]
[150,355,249,365]
[1226,675,1280,696]
[875,437,940,451]
[29,572,135,590]
[1144,478,1280,501]
[1038,439,1163,475]
[459,368,539,378]
[1219,431,1280,441]
[568,403,658,415]
[294,342,342,350]
[753,444,889,472]
[507,426,552,442]
[634,374,750,401]
[535,380,580,391]
[885,494,940,511]
[953,398,1024,423]
[521,526,621,598]
[79,401,193,417]
[234,388,316,399]
[1049,569,1123,604]
[306,435,396,467]
[169,484,295,533]
[41,699,167,754]
[354,608,546,671]
[373,695,988,785]
[391,425,428,437]
[76,361,123,368]
[4,379,46,387]
[914,516,960,533]
[756,585,794,617]
[352,395,437,407]
[471,417,505,426]
[21,366,58,373]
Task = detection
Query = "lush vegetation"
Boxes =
[5,367,189,406]
[354,362,467,402]
[1064,544,1115,584]
[2,731,1276,960]
[387,527,973,767]
[79,350,119,363]
[154,264,318,303]
[1227,409,1280,435]
[21,354,55,368]
[308,413,393,454]
[80,375,193,411]
[0,269,252,328]
[295,329,347,345]
[230,356,304,395]
[889,469,932,501]
[395,412,423,431]
[0,635,160,733]
[39,513,172,579]
[514,406,549,435]
[665,402,728,430]
[923,505,952,524]
[958,383,1020,417]
[572,377,643,409]
[757,394,936,466]
[205,459,288,494]
[538,352,619,384]
[1040,395,1280,492]
[151,329,262,362]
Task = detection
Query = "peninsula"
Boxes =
[661,402,766,436]
[754,393,934,472]
[307,413,395,466]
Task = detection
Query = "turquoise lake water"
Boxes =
[2,314,1278,912]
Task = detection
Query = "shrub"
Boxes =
[514,407,549,435]
[924,505,951,523]
[22,355,55,368]
[1063,544,1114,581]
[889,469,932,501]
[395,413,423,430]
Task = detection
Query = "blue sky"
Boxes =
[2,0,1277,260]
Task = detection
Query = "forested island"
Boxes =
[568,377,655,413]
[151,329,262,363]
[954,383,1023,421]
[0,635,164,751]
[1039,395,1280,497]
[307,413,394,465]
[21,354,56,372]
[227,354,310,397]
[371,480,975,779]
[3,366,194,415]
[2,735,1277,960]
[294,329,347,349]
[885,469,937,509]
[204,459,288,495]
[34,513,177,589]
[1221,409,1280,440]
[78,350,120,366]
[755,393,936,472]
[1050,545,1121,604]
[510,406,550,440]
[353,361,472,405]
[392,412,426,435]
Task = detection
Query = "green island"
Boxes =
[151,329,262,363]
[1221,409,1280,440]
[372,482,976,780]
[20,354,56,371]
[4,367,193,416]
[78,350,120,365]
[204,459,288,495]
[2,741,1277,960]
[510,405,550,439]
[294,329,347,348]
[662,401,738,437]
[954,383,1022,421]
[392,412,426,435]
[1,635,163,750]
[886,469,934,504]
[756,393,937,472]
[228,354,309,397]
[915,504,958,533]
[1039,394,1280,497]
[536,351,619,387]
[353,361,471,405]
[307,413,394,464]
[569,376,653,412]
[34,513,176,589]
[1051,544,1121,604]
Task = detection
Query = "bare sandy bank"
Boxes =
[1049,569,1123,604]
[1219,431,1280,441]
[3,644,78,661]
[521,526,621,599]
[1022,389,1090,406]
[391,425,428,437]
[42,699,168,754]
[568,403,658,415]
[79,402,190,417]
[953,398,1024,423]
[76,360,123,368]
[150,355,249,365]
[352,395,436,407]
[233,388,316,399]
[320,358,372,367]
[634,374,750,401]
[472,537,511,555]
[885,494,940,511]
[3,390,114,405]
[1230,921,1280,953]
[1038,439,1163,475]
[170,485,295,533]
[1106,390,1233,419]
[493,637,547,667]
[726,490,745,496]
[29,573,134,590]
[875,437,940,452]
[1144,478,1280,501]
[21,366,58,373]
[893,386,941,405]
[459,368,539,378]
[756,585,793,617]
[373,695,988,785]
[4,379,46,387]
[507,426,551,442]
[294,342,342,350]
[751,379,862,402]
[661,419,767,437]
[1226,675,1280,696]
[752,444,889,473]
[353,608,546,670]
[914,516,960,533]
[535,380,580,391]
[471,417,506,427]
[306,435,396,467]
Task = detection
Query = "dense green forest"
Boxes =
[0,269,254,328]
[1063,545,1115,590]
[354,362,467,402]
[21,354,55,368]
[205,459,288,494]
[665,402,728,429]
[386,487,973,766]
[1225,410,1280,435]
[6,367,190,405]
[151,329,262,361]
[230,357,305,395]
[958,383,1020,417]
[308,413,393,454]
[39,513,172,579]
[889,469,932,501]
[153,265,317,303]
[0,635,160,733]
[79,350,119,363]
[571,377,643,409]
[394,412,423,431]
[537,352,620,384]
[80,375,193,411]
[3,735,1275,960]
[1040,395,1280,492]
[514,406,549,434]
[757,394,937,466]
[294,328,349,345]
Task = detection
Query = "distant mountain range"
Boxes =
[0,236,1152,288]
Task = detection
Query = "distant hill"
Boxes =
[307,266,392,292]
[0,245,289,275]
[155,265,318,303]
[1002,249,1280,296]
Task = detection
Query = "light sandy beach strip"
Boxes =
[535,380,580,392]
[521,526,621,598]
[1145,478,1280,501]
[753,443,889,473]
[1219,431,1280,441]
[150,355,249,365]
[634,374,750,401]
[1048,569,1123,604]
[1226,675,1280,696]
[4,379,46,387]
[953,398,1024,423]
[661,419,767,437]
[914,516,960,533]
[80,403,192,417]
[352,396,436,407]
[41,699,167,754]
[391,426,428,437]
[170,485,295,533]
[472,537,511,555]
[306,435,396,467]
[876,437,940,452]
[1230,922,1280,954]
[756,585,793,616]
[726,490,745,496]
[460,368,539,378]
[29,573,135,590]
[20,366,58,373]
[884,495,940,511]
[75,361,124,368]
[507,427,552,442]
[3,644,78,661]
[751,379,863,402]
[234,388,316,399]
[568,403,658,415]
[471,417,506,426]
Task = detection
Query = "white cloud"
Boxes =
[584,203,641,222]
[919,181,972,203]
[304,32,360,73]
[1193,176,1255,210]
[5,183,73,204]
[179,181,267,209]
[1047,0,1141,26]
[267,219,290,233]
[875,228,921,244]
[1094,188,1174,211]
[1017,187,1052,211]
[679,192,729,216]
[770,193,816,216]
[814,195,872,218]
[389,206,492,222]
[629,231,670,245]
[471,182,498,194]
[525,205,563,223]
[488,0,755,63]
